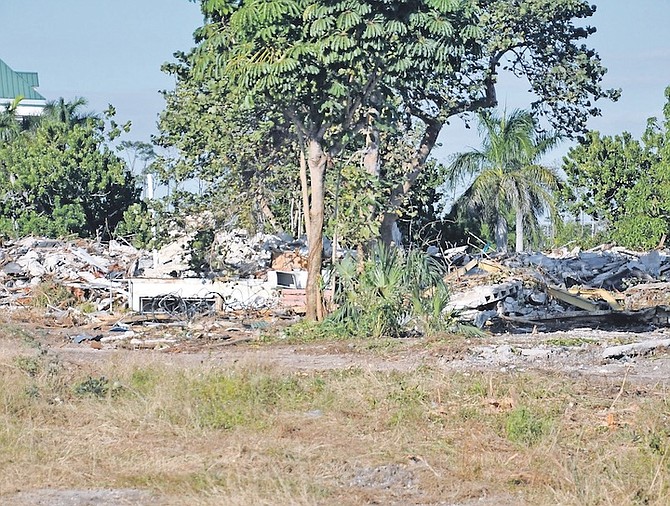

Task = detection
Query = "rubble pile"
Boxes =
[143,228,305,278]
[447,245,670,330]
[510,247,666,290]
[5,230,670,336]
[0,231,309,316]
[0,237,141,310]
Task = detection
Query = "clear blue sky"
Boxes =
[0,0,203,143]
[1,1,669,166]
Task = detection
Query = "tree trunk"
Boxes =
[515,210,524,253]
[381,119,442,246]
[363,141,380,178]
[256,190,283,234]
[495,215,508,254]
[299,147,311,237]
[305,139,327,321]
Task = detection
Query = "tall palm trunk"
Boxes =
[515,210,524,253]
[495,215,508,254]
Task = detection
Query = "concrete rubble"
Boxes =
[142,228,305,278]
[446,245,670,331]
[0,237,139,311]
[5,233,670,347]
[0,231,310,317]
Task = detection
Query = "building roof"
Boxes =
[0,58,45,101]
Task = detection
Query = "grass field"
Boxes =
[1,326,670,505]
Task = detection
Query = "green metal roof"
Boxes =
[17,71,39,88]
[0,58,45,101]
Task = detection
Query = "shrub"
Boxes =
[328,244,452,338]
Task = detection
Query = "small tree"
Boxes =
[43,96,96,126]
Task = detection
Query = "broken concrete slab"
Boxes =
[447,279,522,311]
[603,338,670,359]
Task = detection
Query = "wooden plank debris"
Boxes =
[546,286,601,312]
[446,258,479,281]
[567,287,624,311]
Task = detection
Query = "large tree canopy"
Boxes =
[561,87,670,250]
[0,106,139,239]
[166,0,617,318]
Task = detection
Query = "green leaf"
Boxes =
[336,10,362,31]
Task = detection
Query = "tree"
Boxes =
[375,0,619,244]
[155,53,301,236]
[446,109,561,253]
[561,86,670,249]
[561,130,658,226]
[177,0,617,319]
[0,97,27,144]
[118,140,156,175]
[43,96,97,126]
[0,105,139,239]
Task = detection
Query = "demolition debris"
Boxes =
[446,245,670,331]
[3,233,670,339]
[0,231,309,316]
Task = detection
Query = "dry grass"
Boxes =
[1,328,670,505]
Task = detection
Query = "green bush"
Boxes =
[328,244,452,338]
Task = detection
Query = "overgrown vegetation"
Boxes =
[284,244,452,340]
[30,279,78,309]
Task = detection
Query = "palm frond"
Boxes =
[446,149,486,184]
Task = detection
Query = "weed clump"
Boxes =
[73,376,117,398]
[14,356,41,377]
[300,244,453,340]
[31,279,77,309]
[504,406,552,445]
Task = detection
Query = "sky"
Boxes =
[0,0,203,144]
[0,0,669,169]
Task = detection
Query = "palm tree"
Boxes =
[447,109,561,253]
[43,97,97,126]
[0,96,24,143]
[1,97,96,144]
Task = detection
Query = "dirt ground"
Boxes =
[4,313,670,505]
[32,320,670,386]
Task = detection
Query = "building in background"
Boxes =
[0,57,47,119]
